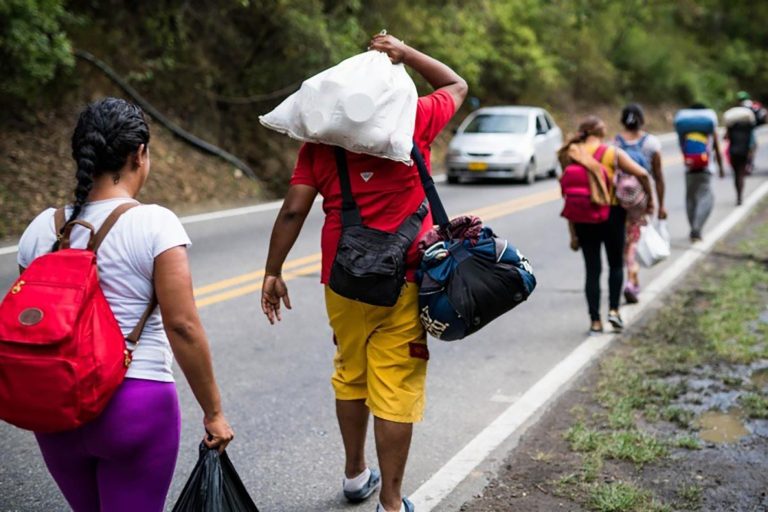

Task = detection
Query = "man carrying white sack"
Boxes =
[260,34,467,512]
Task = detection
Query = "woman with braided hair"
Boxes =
[558,116,654,334]
[16,97,233,511]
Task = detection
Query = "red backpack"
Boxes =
[559,145,611,224]
[0,203,155,432]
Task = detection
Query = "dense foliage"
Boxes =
[2,0,766,187]
[0,0,73,103]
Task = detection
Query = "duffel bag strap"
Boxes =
[411,144,450,230]
[333,147,363,227]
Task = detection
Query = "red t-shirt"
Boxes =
[290,89,457,284]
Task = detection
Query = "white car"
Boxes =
[445,106,563,184]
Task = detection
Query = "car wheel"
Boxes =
[525,160,536,185]
[548,161,562,178]
[447,175,459,184]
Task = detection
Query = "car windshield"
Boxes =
[463,114,529,134]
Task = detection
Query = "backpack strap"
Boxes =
[93,201,156,345]
[54,208,67,238]
[126,294,158,344]
[92,201,140,252]
[593,144,609,162]
[59,220,97,250]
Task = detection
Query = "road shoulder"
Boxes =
[460,198,768,512]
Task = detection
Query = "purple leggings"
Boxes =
[35,378,181,512]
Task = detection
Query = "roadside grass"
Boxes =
[552,226,768,511]
[587,482,648,512]
[672,434,701,450]
[676,483,702,510]
[738,218,768,257]
[739,392,768,419]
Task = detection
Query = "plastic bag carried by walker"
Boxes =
[636,220,671,268]
[259,44,418,164]
[172,443,259,512]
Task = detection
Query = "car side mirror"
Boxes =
[452,128,458,135]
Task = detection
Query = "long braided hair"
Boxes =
[54,98,149,249]
[557,115,606,164]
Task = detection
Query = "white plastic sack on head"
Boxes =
[636,221,670,268]
[259,51,418,164]
[723,106,756,127]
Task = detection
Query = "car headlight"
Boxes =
[500,149,519,158]
[447,148,463,157]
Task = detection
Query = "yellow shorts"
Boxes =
[325,283,428,423]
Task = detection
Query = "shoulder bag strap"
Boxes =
[333,143,451,231]
[411,144,450,229]
[92,201,156,345]
[333,147,362,227]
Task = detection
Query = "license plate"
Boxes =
[468,162,488,171]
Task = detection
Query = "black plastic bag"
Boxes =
[172,443,259,512]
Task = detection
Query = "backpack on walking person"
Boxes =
[559,144,612,224]
[0,203,155,433]
[614,134,650,221]
[674,110,717,170]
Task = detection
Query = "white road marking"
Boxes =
[411,179,768,511]
[489,393,521,404]
[0,175,448,256]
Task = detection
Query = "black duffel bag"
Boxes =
[411,147,537,341]
[328,146,428,307]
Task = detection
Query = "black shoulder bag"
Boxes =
[328,146,433,307]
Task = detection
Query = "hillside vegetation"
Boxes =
[1,0,766,238]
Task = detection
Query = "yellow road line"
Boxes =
[194,149,690,308]
[470,188,562,221]
[193,187,564,308]
[194,253,321,297]
[196,262,323,308]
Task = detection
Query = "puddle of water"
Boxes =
[752,368,768,390]
[698,409,749,443]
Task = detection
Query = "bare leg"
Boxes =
[374,417,413,511]
[336,399,369,477]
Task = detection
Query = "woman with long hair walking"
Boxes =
[15,97,234,511]
[560,116,654,333]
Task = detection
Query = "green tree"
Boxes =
[0,0,73,104]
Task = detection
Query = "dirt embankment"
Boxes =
[462,200,768,512]
[0,58,680,244]
[0,69,273,242]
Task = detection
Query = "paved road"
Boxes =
[1,132,766,511]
